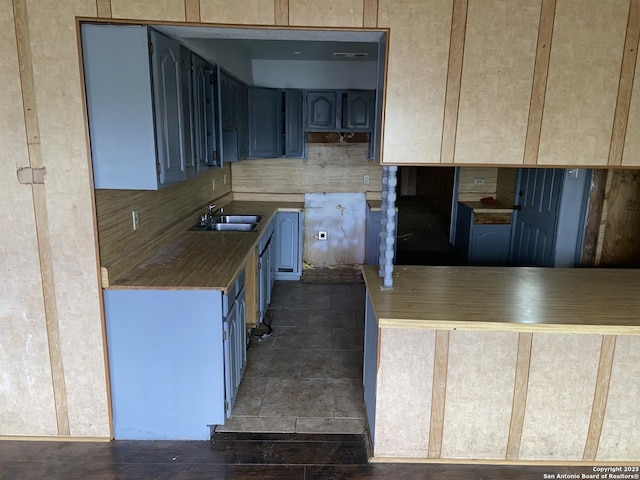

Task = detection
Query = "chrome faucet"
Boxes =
[199,204,224,227]
[209,204,224,216]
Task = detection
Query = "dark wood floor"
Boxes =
[0,433,599,479]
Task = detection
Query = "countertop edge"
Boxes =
[376,318,640,335]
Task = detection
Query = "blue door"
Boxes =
[510,169,564,266]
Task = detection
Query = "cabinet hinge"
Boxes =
[148,42,153,55]
[224,401,229,411]
[209,73,215,85]
[223,331,227,341]
[212,151,218,163]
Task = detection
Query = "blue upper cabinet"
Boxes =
[192,55,220,170]
[237,83,249,159]
[149,30,187,185]
[285,89,304,157]
[247,87,304,159]
[82,25,195,190]
[220,72,231,130]
[220,71,249,162]
[344,90,373,131]
[306,90,339,131]
[180,46,195,177]
[248,87,283,158]
[305,89,373,133]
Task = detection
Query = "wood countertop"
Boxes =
[461,201,513,214]
[107,201,303,293]
[362,265,640,334]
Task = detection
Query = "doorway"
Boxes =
[395,166,591,267]
[395,166,462,265]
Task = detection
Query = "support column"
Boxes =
[378,166,397,288]
[378,167,389,276]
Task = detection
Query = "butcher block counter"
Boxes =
[104,201,303,293]
[361,266,640,464]
[363,265,640,334]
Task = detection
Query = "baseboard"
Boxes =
[0,435,111,442]
[368,456,640,466]
[274,272,302,281]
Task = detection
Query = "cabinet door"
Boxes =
[306,90,339,131]
[237,82,249,159]
[285,89,304,157]
[363,292,378,443]
[81,24,158,190]
[150,30,186,185]
[249,88,283,157]
[223,287,246,419]
[223,300,238,418]
[220,72,231,130]
[468,224,511,265]
[365,209,381,265]
[258,247,268,322]
[180,47,195,176]
[345,90,372,131]
[275,212,302,280]
[192,55,216,172]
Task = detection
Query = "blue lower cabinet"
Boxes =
[274,211,303,280]
[362,291,378,444]
[365,209,381,266]
[468,224,511,265]
[455,203,512,265]
[104,286,245,440]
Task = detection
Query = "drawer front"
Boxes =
[474,213,512,225]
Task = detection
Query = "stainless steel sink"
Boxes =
[209,223,258,232]
[216,215,262,224]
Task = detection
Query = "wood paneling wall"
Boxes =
[454,0,540,165]
[4,0,640,442]
[289,0,364,27]
[110,0,185,21]
[622,1,640,166]
[95,166,232,284]
[600,170,640,266]
[378,0,640,168]
[231,145,382,198]
[457,167,498,202]
[377,0,453,165]
[200,0,275,25]
[496,168,518,205]
[373,327,640,462]
[537,0,628,166]
[1,0,58,437]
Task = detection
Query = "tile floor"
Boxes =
[215,280,367,434]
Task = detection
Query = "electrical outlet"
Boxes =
[212,179,215,191]
[131,210,140,231]
[363,174,370,185]
[474,178,485,185]
[318,231,328,241]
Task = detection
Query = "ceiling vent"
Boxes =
[332,52,369,58]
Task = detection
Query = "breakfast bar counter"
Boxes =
[361,266,640,464]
